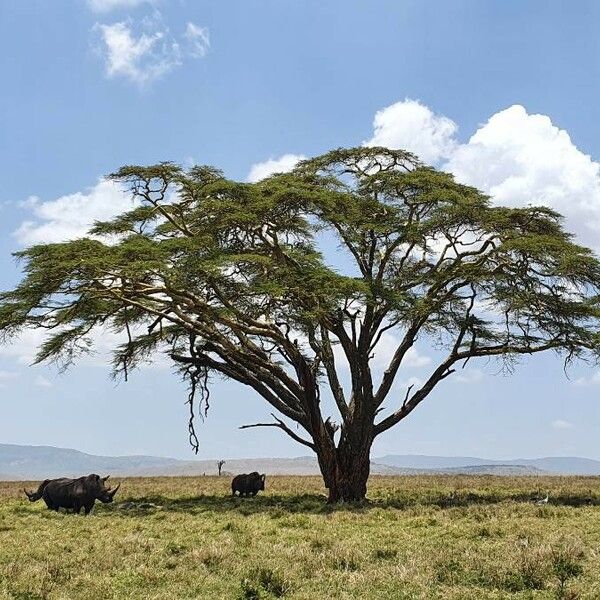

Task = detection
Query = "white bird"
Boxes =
[535,494,549,505]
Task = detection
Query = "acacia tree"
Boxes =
[2,147,600,502]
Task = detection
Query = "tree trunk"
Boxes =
[315,432,372,503]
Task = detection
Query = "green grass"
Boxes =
[1,475,600,599]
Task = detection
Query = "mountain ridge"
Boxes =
[377,454,600,475]
[1,444,599,480]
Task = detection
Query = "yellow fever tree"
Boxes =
[2,147,600,501]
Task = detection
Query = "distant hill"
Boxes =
[2,444,600,480]
[0,444,203,480]
[376,454,600,475]
[431,465,547,476]
[0,445,396,479]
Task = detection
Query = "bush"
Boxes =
[551,539,584,599]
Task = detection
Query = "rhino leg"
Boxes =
[84,502,94,515]
[43,496,57,511]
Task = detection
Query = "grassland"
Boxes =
[1,475,600,599]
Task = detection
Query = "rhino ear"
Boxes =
[102,475,110,483]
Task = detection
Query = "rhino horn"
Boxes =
[107,482,121,499]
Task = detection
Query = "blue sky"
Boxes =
[1,0,600,460]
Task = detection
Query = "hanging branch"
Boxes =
[184,363,210,454]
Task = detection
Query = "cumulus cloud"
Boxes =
[0,324,170,371]
[184,22,210,58]
[15,179,134,245]
[95,20,182,86]
[8,178,172,368]
[551,419,575,430]
[87,0,154,12]
[364,99,457,164]
[328,330,431,379]
[6,179,174,370]
[0,327,114,367]
[0,329,48,365]
[247,154,306,183]
[93,13,209,86]
[446,105,600,249]
[366,99,600,251]
[402,347,432,369]
[370,335,431,371]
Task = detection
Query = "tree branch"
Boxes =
[239,413,316,450]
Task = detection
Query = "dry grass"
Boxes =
[1,475,600,599]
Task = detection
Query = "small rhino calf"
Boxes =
[231,472,266,497]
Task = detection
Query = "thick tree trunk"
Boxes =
[325,455,370,503]
[315,432,372,503]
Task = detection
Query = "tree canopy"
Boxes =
[2,146,599,501]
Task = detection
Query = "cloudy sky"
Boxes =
[1,0,600,460]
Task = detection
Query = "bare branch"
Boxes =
[239,413,316,450]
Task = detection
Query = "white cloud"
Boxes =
[185,22,210,58]
[329,330,431,379]
[0,329,51,365]
[366,99,600,251]
[364,99,457,164]
[402,347,432,369]
[0,327,100,367]
[93,13,210,87]
[15,179,134,245]
[370,335,431,371]
[87,0,154,12]
[0,324,170,371]
[9,178,170,373]
[453,368,485,384]
[551,419,575,430]
[247,154,306,183]
[95,20,181,86]
[445,105,600,250]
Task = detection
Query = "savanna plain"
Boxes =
[1,475,599,599]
